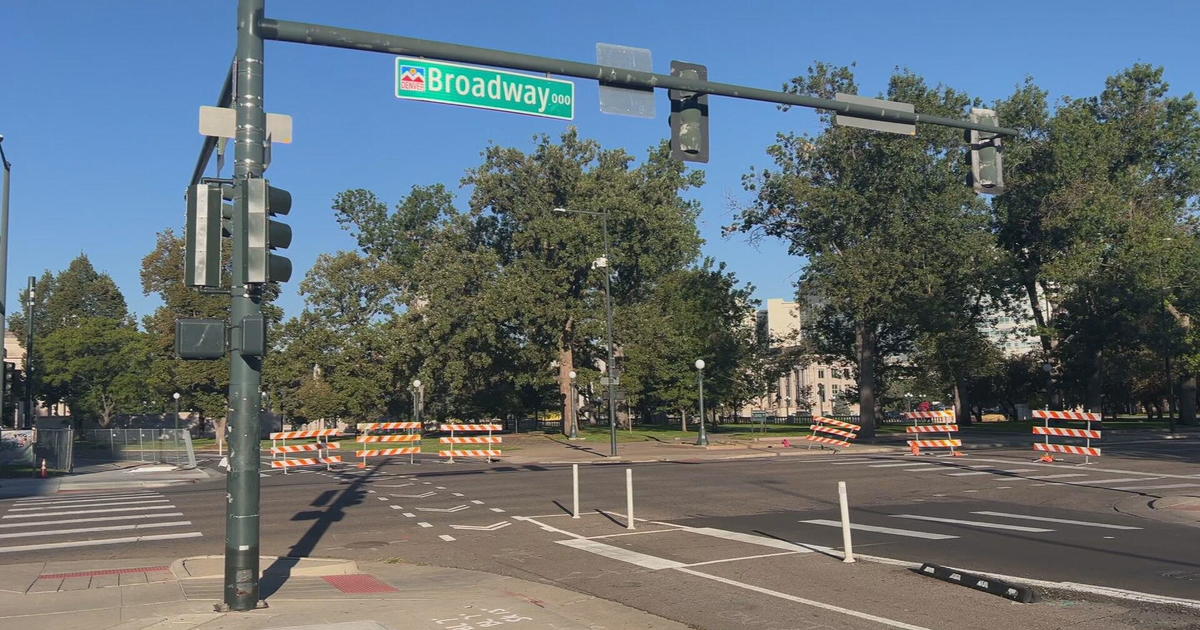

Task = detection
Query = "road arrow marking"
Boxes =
[416,505,469,513]
[391,491,437,499]
[379,483,414,488]
[449,521,512,531]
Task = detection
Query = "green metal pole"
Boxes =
[0,139,9,428]
[222,0,265,612]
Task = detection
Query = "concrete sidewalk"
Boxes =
[0,464,215,499]
[0,554,687,630]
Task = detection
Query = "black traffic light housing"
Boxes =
[966,108,1005,195]
[245,178,293,284]
[669,61,709,163]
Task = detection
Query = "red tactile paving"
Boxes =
[40,566,170,579]
[322,574,399,593]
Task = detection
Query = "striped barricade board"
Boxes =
[903,411,963,456]
[355,421,422,467]
[439,424,503,462]
[806,416,861,450]
[1031,410,1101,462]
[267,429,345,472]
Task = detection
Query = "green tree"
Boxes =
[40,317,149,427]
[734,64,983,437]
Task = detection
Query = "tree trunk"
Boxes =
[680,407,687,432]
[216,418,228,452]
[953,380,970,426]
[855,320,877,439]
[1085,347,1103,413]
[1180,373,1197,426]
[1025,279,1062,408]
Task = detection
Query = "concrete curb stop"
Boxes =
[916,562,1038,603]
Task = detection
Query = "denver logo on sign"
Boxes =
[394,57,574,121]
[398,66,427,92]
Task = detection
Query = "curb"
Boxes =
[169,555,360,580]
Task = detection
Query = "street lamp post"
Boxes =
[695,360,708,446]
[905,392,913,414]
[22,276,34,429]
[784,396,791,422]
[553,207,618,457]
[567,370,579,439]
[411,379,423,428]
[173,392,181,431]
[0,135,10,428]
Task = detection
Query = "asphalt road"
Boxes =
[2,439,1199,629]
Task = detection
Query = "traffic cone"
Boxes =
[40,459,47,478]
[1038,454,1055,463]
[357,461,366,469]
[910,442,920,456]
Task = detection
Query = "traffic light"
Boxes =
[967,108,1005,195]
[185,183,224,287]
[244,178,293,284]
[2,362,13,398]
[669,61,709,163]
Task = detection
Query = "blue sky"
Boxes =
[2,1,1197,323]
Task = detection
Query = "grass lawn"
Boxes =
[569,424,813,443]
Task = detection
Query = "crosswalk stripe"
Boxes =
[800,519,958,540]
[831,460,876,465]
[1073,477,1163,486]
[994,469,1037,474]
[1025,473,1088,480]
[557,538,685,570]
[0,531,203,554]
[891,514,1054,532]
[0,520,192,540]
[971,511,1141,530]
[901,466,947,472]
[1,505,176,519]
[14,493,159,505]
[0,512,184,529]
[867,463,925,468]
[947,471,995,476]
[9,499,169,512]
[684,527,816,551]
[1105,483,1200,491]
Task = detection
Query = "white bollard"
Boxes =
[838,480,854,563]
[626,468,635,530]
[572,464,580,519]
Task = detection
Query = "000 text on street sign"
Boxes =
[395,57,574,120]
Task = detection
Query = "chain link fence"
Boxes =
[82,428,197,468]
[34,428,75,472]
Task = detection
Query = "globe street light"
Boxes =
[553,206,618,456]
[784,396,791,422]
[695,359,708,447]
[905,392,913,414]
[173,392,181,431]
[567,370,579,439]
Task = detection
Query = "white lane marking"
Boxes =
[681,551,802,567]
[513,515,588,539]
[901,466,946,472]
[683,527,817,552]
[1106,483,1200,491]
[995,469,1037,474]
[489,507,506,513]
[451,492,464,497]
[2,505,176,519]
[377,497,389,501]
[891,514,1054,532]
[435,486,446,489]
[417,522,432,528]
[963,490,978,493]
[402,513,415,518]
[1025,473,1088,480]
[0,520,192,540]
[415,505,468,513]
[830,459,875,465]
[675,567,933,630]
[0,531,203,554]
[0,512,184,529]
[10,498,171,512]
[13,493,159,505]
[449,521,511,531]
[470,500,485,505]
[438,534,456,541]
[801,519,958,540]
[971,511,1142,530]
[556,538,685,570]
[1074,477,1163,485]
[868,463,928,468]
[389,505,402,510]
[587,529,677,539]
[950,456,1199,480]
[947,471,995,476]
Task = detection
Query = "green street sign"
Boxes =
[395,57,574,120]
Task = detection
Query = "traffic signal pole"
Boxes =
[189,3,1020,614]
[221,0,266,612]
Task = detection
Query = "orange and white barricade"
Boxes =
[267,429,344,473]
[355,421,422,467]
[806,416,861,451]
[439,424,502,463]
[1031,410,1101,464]
[903,411,963,457]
